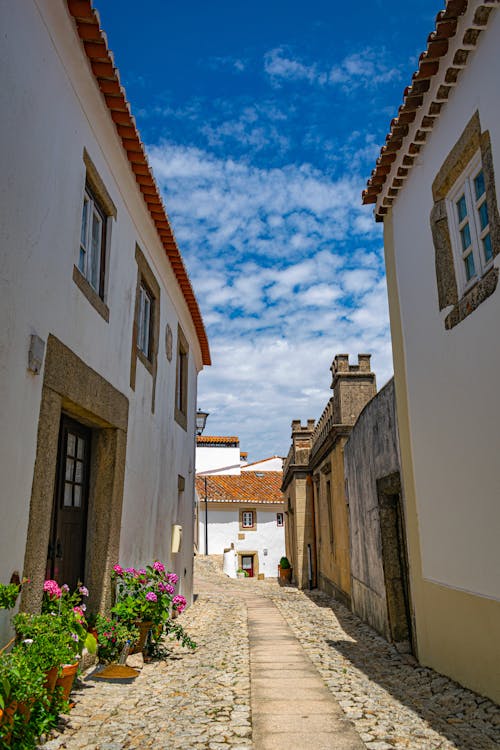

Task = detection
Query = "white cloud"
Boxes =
[147,141,392,458]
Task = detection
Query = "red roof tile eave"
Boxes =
[67,0,211,366]
[362,0,498,222]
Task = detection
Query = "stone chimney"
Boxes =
[330,354,376,425]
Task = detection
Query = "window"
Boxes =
[130,245,160,412]
[240,509,256,530]
[73,151,116,322]
[174,325,189,430]
[448,158,493,293]
[276,512,284,527]
[137,282,153,359]
[79,183,107,296]
[430,111,499,330]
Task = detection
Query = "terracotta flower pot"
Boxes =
[279,567,292,583]
[0,700,17,745]
[44,665,59,696]
[130,621,152,654]
[55,662,79,702]
[17,699,34,723]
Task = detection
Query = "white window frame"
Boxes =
[242,511,254,529]
[447,152,493,296]
[137,282,153,359]
[79,184,107,295]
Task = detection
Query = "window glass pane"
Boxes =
[464,252,476,281]
[73,485,82,508]
[478,201,489,231]
[243,512,253,527]
[460,223,471,251]
[474,170,485,200]
[75,461,83,483]
[77,438,85,460]
[67,433,76,457]
[80,196,89,247]
[456,195,467,223]
[65,458,74,482]
[90,211,102,289]
[64,483,73,507]
[483,233,493,262]
[79,246,86,274]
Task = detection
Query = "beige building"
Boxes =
[0,0,209,642]
[282,354,376,601]
[363,0,500,702]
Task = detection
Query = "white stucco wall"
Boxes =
[0,0,203,625]
[241,457,284,471]
[389,9,500,601]
[196,446,241,475]
[198,505,285,577]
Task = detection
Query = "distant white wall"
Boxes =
[196,446,241,475]
[198,505,285,577]
[242,457,283,471]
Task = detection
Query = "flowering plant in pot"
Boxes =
[41,581,96,658]
[13,613,75,692]
[93,615,139,664]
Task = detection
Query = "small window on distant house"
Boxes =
[276,512,284,527]
[174,325,189,430]
[240,509,256,530]
[79,183,107,296]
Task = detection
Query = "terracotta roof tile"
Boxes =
[196,436,240,446]
[66,0,210,365]
[362,0,499,220]
[195,472,284,505]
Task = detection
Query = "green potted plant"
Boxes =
[236,568,245,579]
[13,613,75,695]
[278,556,292,583]
[93,615,139,664]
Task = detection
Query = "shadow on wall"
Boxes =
[303,591,499,750]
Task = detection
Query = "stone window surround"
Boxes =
[430,111,500,330]
[73,150,117,321]
[21,335,128,617]
[240,508,257,531]
[174,324,189,430]
[130,245,160,413]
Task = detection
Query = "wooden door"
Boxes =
[241,555,254,578]
[47,416,91,589]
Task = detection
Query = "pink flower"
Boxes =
[61,584,70,593]
[167,573,178,585]
[43,580,62,599]
[145,592,157,602]
[153,561,165,574]
[73,606,84,619]
[173,595,187,613]
[125,567,137,576]
[138,568,147,576]
[79,586,89,597]
[158,582,174,595]
[113,565,123,576]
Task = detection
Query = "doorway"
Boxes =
[377,473,415,655]
[47,416,91,589]
[241,555,254,578]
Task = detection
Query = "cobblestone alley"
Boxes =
[42,558,500,750]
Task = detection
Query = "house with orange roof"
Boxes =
[195,472,285,578]
[0,0,209,642]
[363,0,500,702]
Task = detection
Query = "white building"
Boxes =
[196,472,285,578]
[0,0,210,640]
[195,437,285,576]
[363,0,500,703]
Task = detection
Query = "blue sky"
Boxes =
[96,0,441,460]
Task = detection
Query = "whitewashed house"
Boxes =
[0,0,210,640]
[195,437,285,576]
[363,0,500,702]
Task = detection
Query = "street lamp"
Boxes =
[195,408,209,436]
[195,408,210,554]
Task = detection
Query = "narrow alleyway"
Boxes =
[41,558,500,750]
